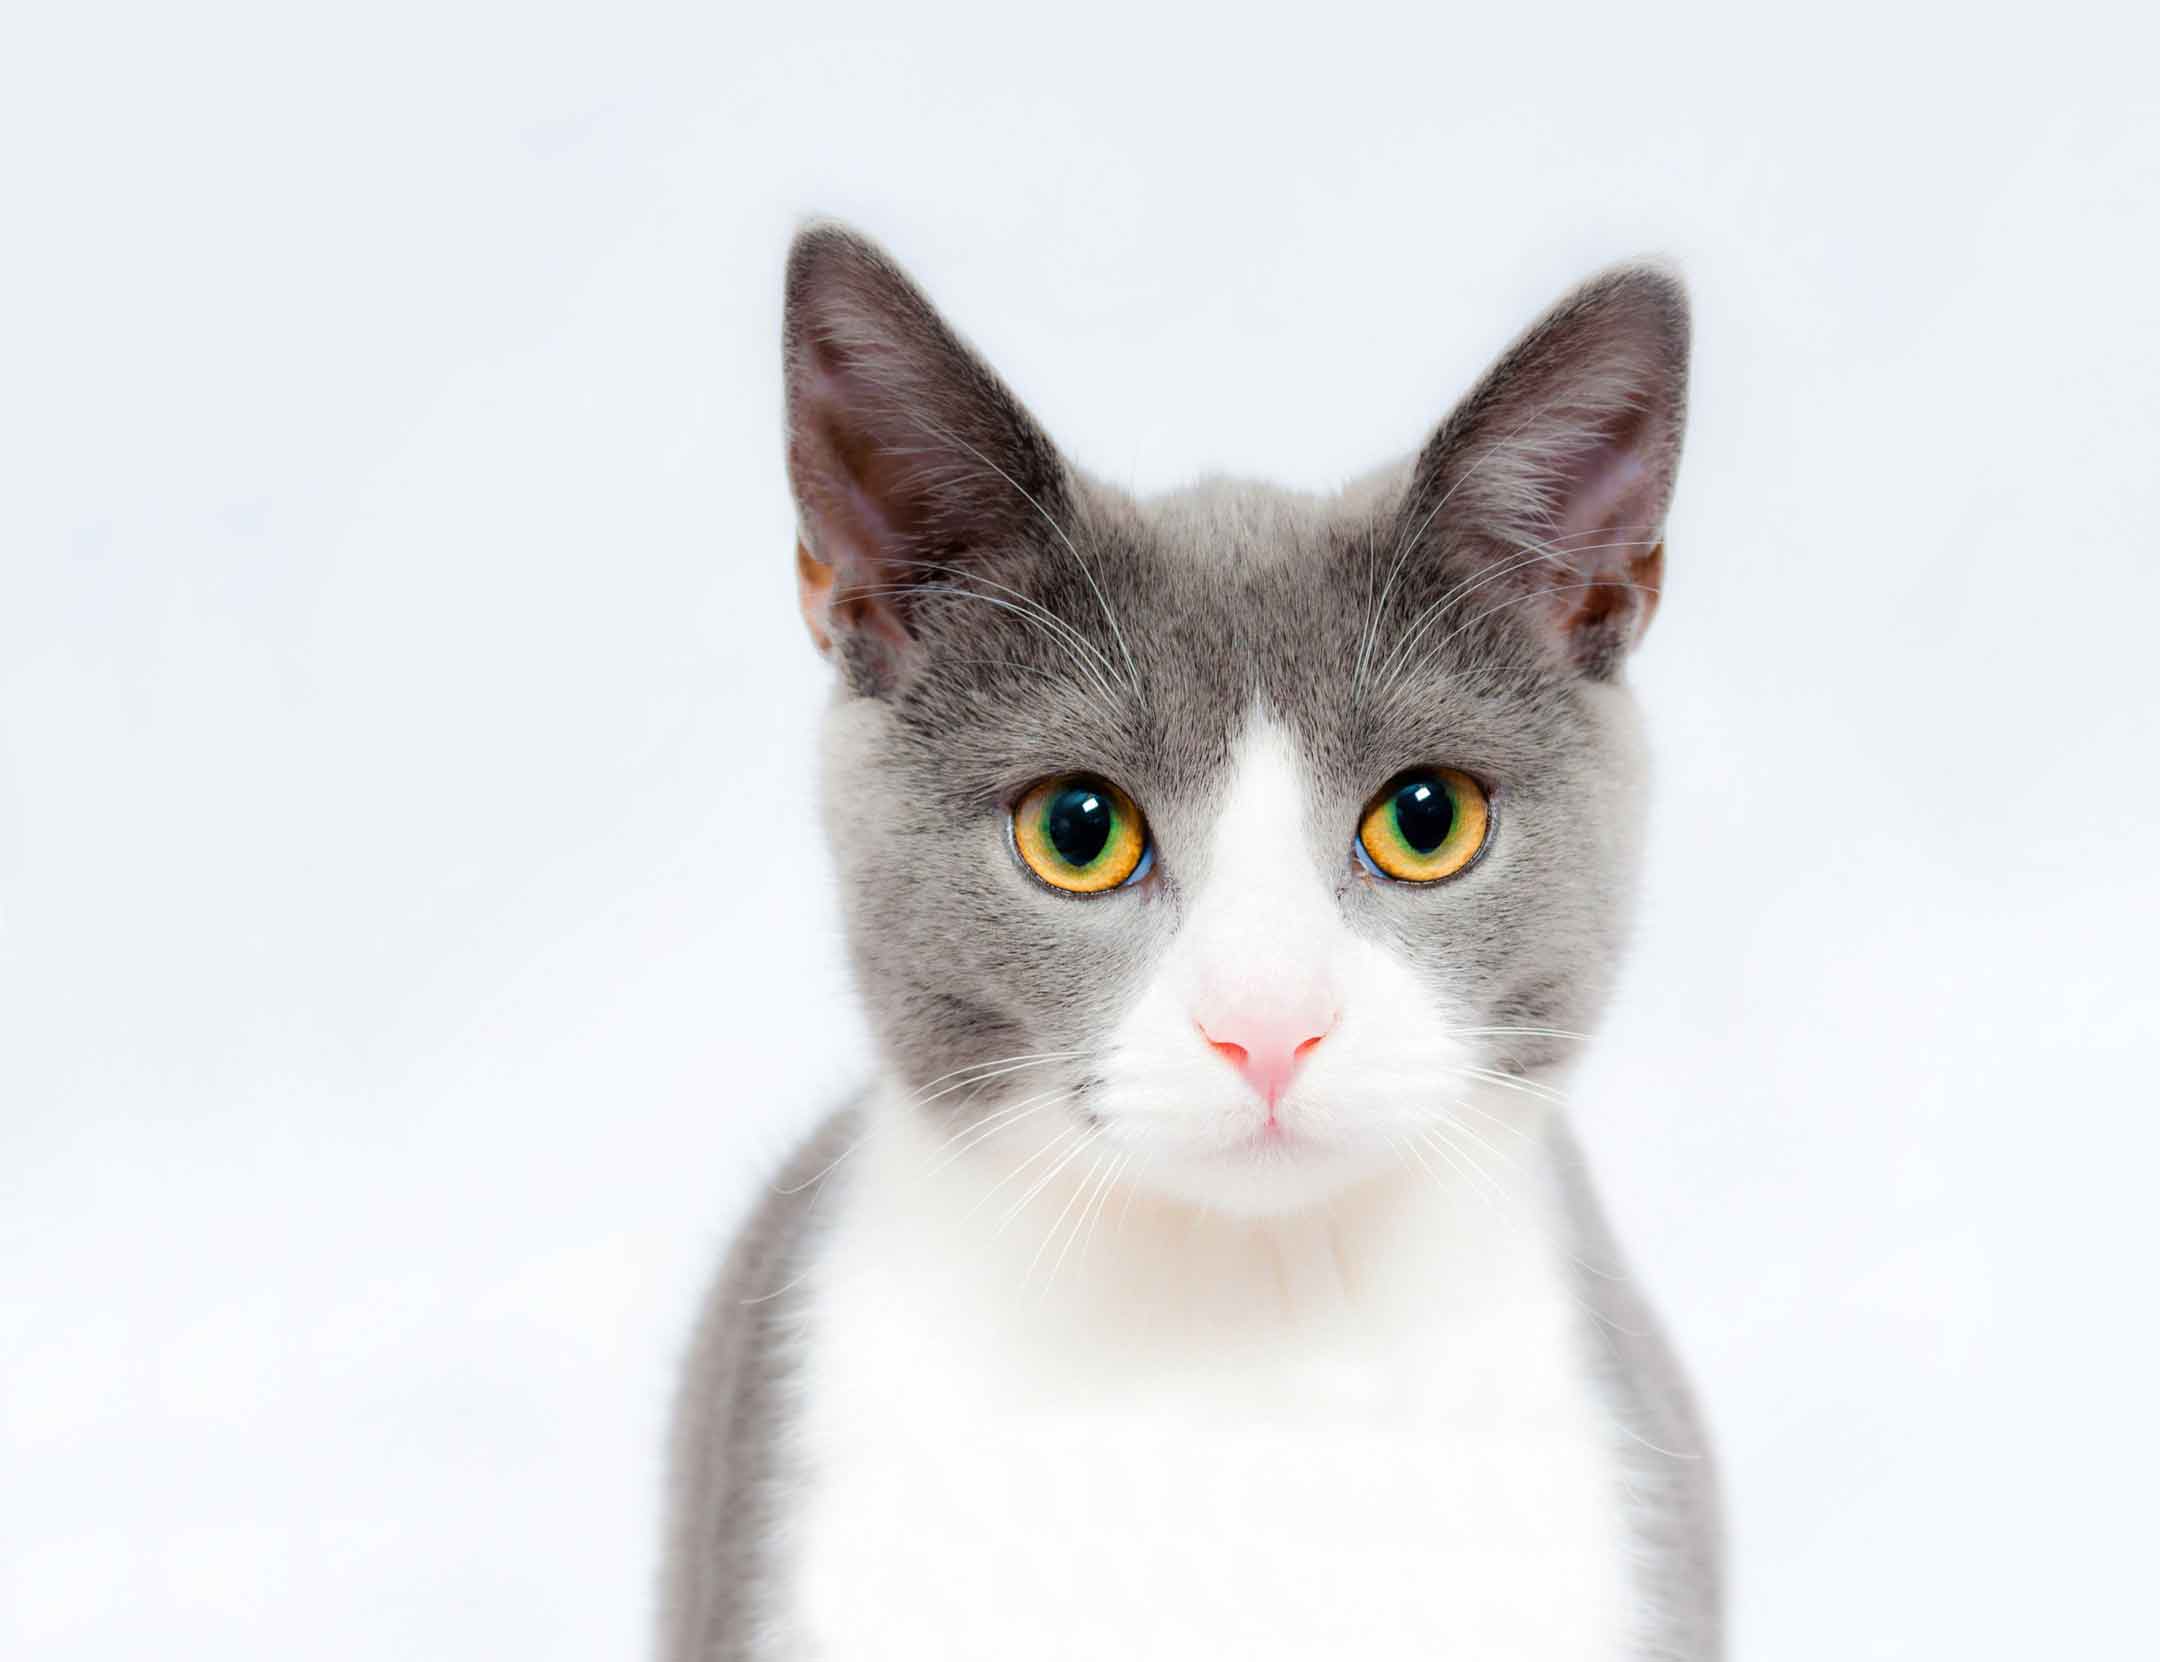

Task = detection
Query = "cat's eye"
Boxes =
[1356,768,1491,884]
[1012,775,1150,894]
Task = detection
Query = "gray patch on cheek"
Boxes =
[816,666,1216,1122]
[1196,506,1653,1066]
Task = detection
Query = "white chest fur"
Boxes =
[771,1099,1637,1661]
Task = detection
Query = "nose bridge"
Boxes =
[1179,720,1342,1102]
[1186,887,1337,1037]
[1180,741,1337,993]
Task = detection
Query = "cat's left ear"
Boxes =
[1401,264,1690,677]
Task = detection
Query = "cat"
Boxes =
[660,223,1719,1661]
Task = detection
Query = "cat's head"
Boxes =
[783,224,1687,1217]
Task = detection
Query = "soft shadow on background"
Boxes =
[6,5,2157,1656]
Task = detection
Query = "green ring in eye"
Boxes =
[1014,776,1148,893]
[1357,768,1490,882]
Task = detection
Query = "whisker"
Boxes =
[1392,580,1663,691]
[911,417,1143,694]
[908,558,1126,685]
[769,1134,864,1197]
[927,1091,1065,1171]
[1437,1102,1535,1173]
[1355,393,1583,697]
[1114,1154,1144,1238]
[838,584,1122,704]
[1038,1148,1121,1296]
[1458,1065,1568,1106]
[996,1124,1106,1235]
[962,1123,1082,1223]
[1614,1420,1706,1462]
[1446,1025,1594,1042]
[907,1053,1083,1112]
[1396,1132,1452,1193]
[1079,1151,1128,1269]
[1374,530,1660,693]
[1448,1096,1540,1146]
[1029,1147,1110,1284]
[905,1049,1086,1100]
[1421,1124,1519,1219]
[1375,525,1609,685]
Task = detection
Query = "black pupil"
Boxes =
[1392,778,1455,854]
[1046,785,1113,868]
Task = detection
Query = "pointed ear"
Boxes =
[1400,264,1690,678]
[782,223,1068,690]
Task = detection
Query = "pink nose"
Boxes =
[1195,1002,1335,1108]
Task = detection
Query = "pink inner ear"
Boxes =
[788,345,945,668]
[799,353,930,576]
[1540,429,1667,664]
[1555,441,1654,548]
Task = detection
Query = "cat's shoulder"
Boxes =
[658,1104,860,1662]
[1547,1116,1726,1657]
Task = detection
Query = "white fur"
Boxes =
[775,724,1638,1657]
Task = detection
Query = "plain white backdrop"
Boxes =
[6,4,2157,1656]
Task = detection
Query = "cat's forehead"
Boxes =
[1082,470,1382,660]
[1122,473,1356,572]
[1073,477,1376,778]
[1114,473,1555,734]
[918,469,1575,804]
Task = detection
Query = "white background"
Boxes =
[6,4,2157,1656]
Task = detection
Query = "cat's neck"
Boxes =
[838,1076,1575,1351]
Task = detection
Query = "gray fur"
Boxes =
[659,1110,857,1661]
[1551,1118,1726,1657]
[662,225,1717,1657]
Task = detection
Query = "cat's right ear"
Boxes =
[782,223,1067,691]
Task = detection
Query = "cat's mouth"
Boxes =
[1239,1113,1297,1152]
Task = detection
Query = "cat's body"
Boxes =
[665,1099,1717,1660]
[662,228,1720,1659]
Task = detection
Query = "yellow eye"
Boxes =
[1357,768,1491,883]
[1013,775,1149,894]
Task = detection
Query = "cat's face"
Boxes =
[786,226,1687,1217]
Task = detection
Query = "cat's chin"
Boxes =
[1127,1137,1397,1220]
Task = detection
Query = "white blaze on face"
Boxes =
[1098,719,1483,1215]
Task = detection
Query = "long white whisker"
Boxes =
[1437,1103,1533,1175]
[907,558,1125,683]
[1028,1147,1107,1282]
[1446,1025,1594,1042]
[1458,1066,1568,1107]
[1079,1151,1128,1270]
[928,1091,1066,1171]
[1374,530,1660,693]
[1421,1125,1516,1219]
[1400,580,1662,684]
[838,584,1121,704]
[907,1053,1083,1112]
[963,1123,1082,1223]
[905,1049,1086,1100]
[1037,1147,1119,1295]
[913,418,1142,694]
[998,1124,1106,1235]
[1448,1096,1540,1146]
[1396,1132,1451,1193]
[770,1134,864,1196]
[1115,1154,1144,1238]
[1355,393,1579,697]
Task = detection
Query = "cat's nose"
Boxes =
[1195,997,1336,1109]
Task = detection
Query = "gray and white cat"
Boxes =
[661,224,1719,1661]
